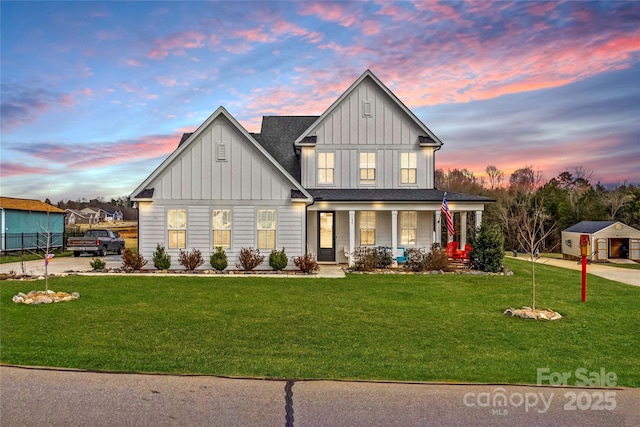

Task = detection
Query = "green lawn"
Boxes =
[1,258,638,387]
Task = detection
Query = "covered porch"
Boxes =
[303,190,492,266]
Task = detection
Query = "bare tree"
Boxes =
[485,165,504,190]
[512,197,556,311]
[602,184,631,220]
[509,165,544,194]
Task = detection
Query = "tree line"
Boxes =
[436,166,639,253]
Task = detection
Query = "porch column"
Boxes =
[434,210,441,244]
[391,210,398,267]
[349,210,355,266]
[460,211,467,248]
[475,210,483,227]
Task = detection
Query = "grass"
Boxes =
[1,258,638,387]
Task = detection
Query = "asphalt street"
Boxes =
[1,366,638,426]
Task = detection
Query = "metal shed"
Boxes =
[561,221,640,262]
[0,197,66,253]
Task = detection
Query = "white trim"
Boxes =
[131,107,312,201]
[294,70,443,147]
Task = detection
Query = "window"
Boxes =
[400,211,417,245]
[212,210,231,248]
[167,209,186,249]
[318,152,334,185]
[257,209,276,250]
[359,152,376,184]
[360,211,376,245]
[401,152,417,184]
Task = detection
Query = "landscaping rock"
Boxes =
[504,307,562,321]
[13,290,80,305]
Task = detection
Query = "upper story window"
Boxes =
[167,209,187,249]
[257,209,276,250]
[360,211,376,245]
[318,152,334,185]
[400,211,417,245]
[359,152,376,184]
[401,152,417,184]
[212,209,231,248]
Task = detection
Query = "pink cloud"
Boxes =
[298,2,359,27]
[0,162,53,178]
[9,133,184,172]
[126,58,142,67]
[147,31,206,59]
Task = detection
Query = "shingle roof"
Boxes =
[0,197,65,213]
[293,189,494,202]
[252,116,319,182]
[564,221,616,234]
[134,188,154,199]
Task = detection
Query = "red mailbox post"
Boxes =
[579,234,590,302]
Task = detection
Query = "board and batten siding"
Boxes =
[300,78,436,189]
[138,114,305,269]
[153,115,293,202]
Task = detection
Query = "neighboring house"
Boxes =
[132,70,492,269]
[0,197,65,253]
[65,208,99,225]
[104,210,124,221]
[562,221,640,262]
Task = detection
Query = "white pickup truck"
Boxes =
[66,229,125,257]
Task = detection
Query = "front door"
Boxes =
[318,211,335,262]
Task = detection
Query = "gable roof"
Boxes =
[564,221,616,233]
[252,116,318,182]
[131,106,312,201]
[564,221,639,234]
[294,69,443,147]
[0,197,64,213]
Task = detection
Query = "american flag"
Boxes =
[441,194,455,236]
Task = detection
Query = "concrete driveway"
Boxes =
[509,255,640,287]
[1,366,638,427]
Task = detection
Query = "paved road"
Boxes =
[1,366,638,427]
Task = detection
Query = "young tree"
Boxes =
[512,197,556,311]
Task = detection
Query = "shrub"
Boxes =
[351,247,392,271]
[90,257,106,270]
[468,223,504,273]
[294,253,319,273]
[404,244,449,272]
[426,243,449,271]
[236,247,264,271]
[269,247,288,271]
[210,246,228,271]
[121,248,148,272]
[152,244,171,270]
[404,247,429,272]
[178,248,204,271]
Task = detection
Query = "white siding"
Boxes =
[139,114,306,270]
[300,77,436,189]
[150,115,294,202]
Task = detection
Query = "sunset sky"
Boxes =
[1,0,639,202]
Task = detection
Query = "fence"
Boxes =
[1,232,69,254]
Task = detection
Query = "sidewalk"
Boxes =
[508,255,640,287]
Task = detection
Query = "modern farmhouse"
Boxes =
[131,70,492,268]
